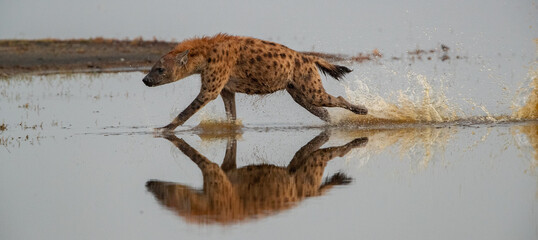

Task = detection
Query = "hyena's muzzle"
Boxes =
[142,76,157,87]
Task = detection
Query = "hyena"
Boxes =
[142,34,368,130]
[146,131,368,223]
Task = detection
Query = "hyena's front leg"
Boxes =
[159,134,235,202]
[220,137,237,172]
[158,93,212,131]
[159,69,230,131]
[220,88,236,122]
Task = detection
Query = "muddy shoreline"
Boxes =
[0,38,178,77]
[0,38,453,77]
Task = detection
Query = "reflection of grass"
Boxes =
[17,103,43,112]
[18,122,43,130]
[0,133,43,150]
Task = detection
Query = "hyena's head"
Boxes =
[143,49,190,87]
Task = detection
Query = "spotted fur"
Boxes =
[142,34,368,130]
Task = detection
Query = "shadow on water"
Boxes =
[145,130,368,224]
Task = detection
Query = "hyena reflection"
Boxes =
[146,131,368,224]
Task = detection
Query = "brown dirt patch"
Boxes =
[0,38,177,77]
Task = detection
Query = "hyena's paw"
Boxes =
[154,123,177,133]
[350,105,368,115]
[348,137,368,148]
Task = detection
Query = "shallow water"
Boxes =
[0,62,537,239]
[2,123,537,239]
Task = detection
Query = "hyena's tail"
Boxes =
[313,57,352,81]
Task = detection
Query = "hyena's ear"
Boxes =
[176,50,189,66]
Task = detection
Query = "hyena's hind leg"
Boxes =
[288,130,368,197]
[287,85,330,122]
[289,73,368,116]
[317,136,368,194]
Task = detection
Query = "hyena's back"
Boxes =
[218,37,305,95]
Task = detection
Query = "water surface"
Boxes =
[0,69,536,239]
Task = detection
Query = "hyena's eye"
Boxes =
[156,68,165,74]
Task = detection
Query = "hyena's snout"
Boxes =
[142,76,156,87]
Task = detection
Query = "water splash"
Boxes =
[512,69,538,120]
[335,58,537,126]
[194,110,243,141]
[335,71,461,126]
[331,39,538,174]
[510,41,538,167]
